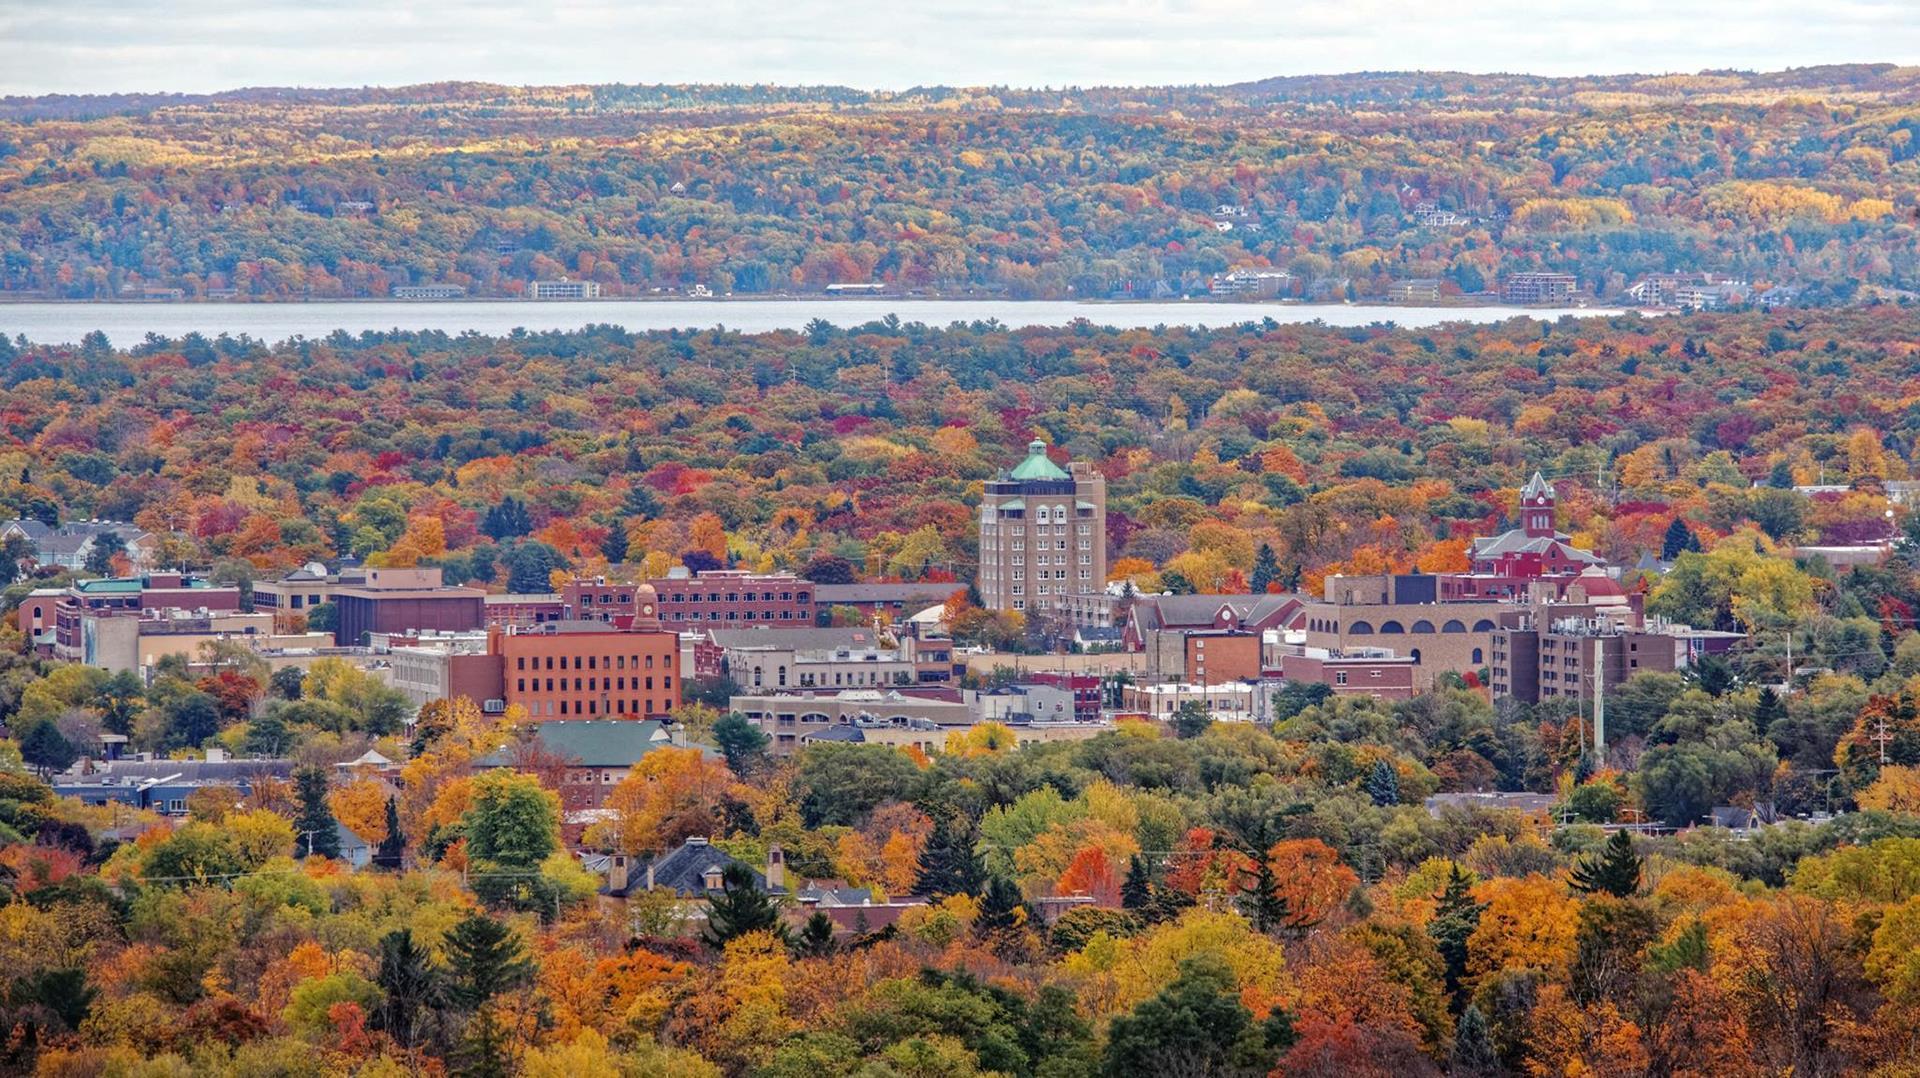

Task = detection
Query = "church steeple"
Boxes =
[1521,471,1556,538]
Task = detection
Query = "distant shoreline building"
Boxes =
[977,441,1107,620]
[527,279,601,300]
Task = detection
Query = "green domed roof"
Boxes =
[1009,439,1070,481]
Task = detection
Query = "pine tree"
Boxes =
[1121,854,1153,911]
[914,813,985,898]
[976,876,1027,938]
[375,796,405,870]
[481,496,533,540]
[1450,1004,1498,1074]
[1569,828,1643,897]
[702,862,788,948]
[1753,686,1786,735]
[1429,864,1485,1002]
[444,911,533,1009]
[1662,516,1701,560]
[373,928,440,1049]
[796,911,838,957]
[1235,855,1303,936]
[1364,759,1401,806]
[600,519,630,564]
[1250,542,1280,595]
[293,766,340,859]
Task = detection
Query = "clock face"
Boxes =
[643,604,654,615]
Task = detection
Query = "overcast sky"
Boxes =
[1,0,1914,96]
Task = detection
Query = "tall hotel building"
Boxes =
[978,441,1107,618]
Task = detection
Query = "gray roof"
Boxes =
[813,583,952,605]
[1521,471,1554,501]
[706,626,885,651]
[803,725,866,743]
[642,837,769,896]
[1470,529,1603,563]
[1130,593,1300,633]
[73,758,294,783]
[476,720,669,768]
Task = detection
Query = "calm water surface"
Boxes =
[0,298,1632,347]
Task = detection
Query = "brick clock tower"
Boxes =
[1521,471,1556,538]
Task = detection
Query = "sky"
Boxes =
[0,0,1915,96]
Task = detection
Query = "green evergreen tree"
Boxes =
[1364,759,1401,806]
[1569,828,1643,898]
[1235,854,1306,936]
[795,911,838,958]
[1250,542,1280,595]
[600,519,629,564]
[1120,854,1153,911]
[293,766,340,859]
[443,912,532,1078]
[373,928,440,1049]
[481,496,533,540]
[702,862,788,948]
[1428,863,1485,1002]
[374,796,405,870]
[914,813,985,898]
[1662,516,1701,560]
[1450,1004,1498,1073]
[976,875,1027,937]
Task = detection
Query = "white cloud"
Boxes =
[0,0,1914,94]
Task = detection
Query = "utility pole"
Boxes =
[1874,716,1895,765]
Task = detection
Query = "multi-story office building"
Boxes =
[565,570,815,627]
[977,440,1106,620]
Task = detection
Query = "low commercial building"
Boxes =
[1122,681,1259,722]
[332,568,486,647]
[384,631,506,710]
[484,593,565,629]
[812,582,952,624]
[255,564,359,631]
[1276,646,1419,700]
[72,610,331,677]
[732,687,1109,756]
[23,573,244,661]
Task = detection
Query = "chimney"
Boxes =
[205,746,227,763]
[609,854,630,894]
[766,843,786,891]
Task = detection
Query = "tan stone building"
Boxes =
[978,440,1106,622]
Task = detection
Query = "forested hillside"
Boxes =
[4,66,1920,299]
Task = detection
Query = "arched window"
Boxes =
[1411,648,1422,663]
[1472,647,1485,665]
[1473,619,1496,632]
[1412,620,1435,633]
[1442,619,1466,633]
[1349,621,1374,634]
[1380,620,1405,634]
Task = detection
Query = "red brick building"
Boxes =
[494,589,681,719]
[565,570,815,628]
[1279,649,1419,700]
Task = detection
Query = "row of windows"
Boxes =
[668,610,806,621]
[1339,618,1497,635]
[514,653,662,671]
[516,675,671,692]
[521,697,663,716]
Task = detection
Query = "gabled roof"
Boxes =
[1130,593,1302,633]
[642,837,768,896]
[1007,440,1070,481]
[1470,529,1604,564]
[476,720,669,769]
[1521,471,1554,501]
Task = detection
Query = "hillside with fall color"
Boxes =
[4,65,1920,299]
